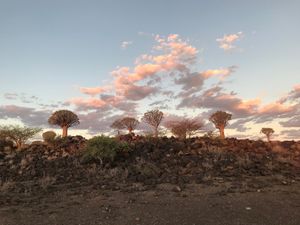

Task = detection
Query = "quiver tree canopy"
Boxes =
[261,128,275,142]
[110,119,126,135]
[48,110,79,137]
[120,117,139,134]
[209,111,232,139]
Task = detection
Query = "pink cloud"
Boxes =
[79,86,109,96]
[216,32,243,51]
[177,87,257,117]
[167,34,179,41]
[258,102,295,115]
[133,64,161,80]
[202,66,236,79]
[68,98,107,108]
[178,83,299,129]
[236,99,261,112]
[108,34,200,103]
[70,33,299,132]
[100,35,197,102]
[294,84,300,91]
[177,84,297,120]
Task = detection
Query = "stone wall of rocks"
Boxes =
[0,136,299,192]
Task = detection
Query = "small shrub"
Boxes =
[203,131,220,140]
[82,136,131,164]
[53,135,70,148]
[42,131,56,144]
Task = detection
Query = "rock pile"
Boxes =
[0,136,299,193]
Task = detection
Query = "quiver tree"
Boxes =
[110,119,125,136]
[0,125,41,149]
[48,110,79,137]
[166,118,203,139]
[209,111,232,139]
[261,128,274,142]
[185,119,204,138]
[142,109,164,138]
[120,117,139,134]
[167,121,187,139]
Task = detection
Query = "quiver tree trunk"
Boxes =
[62,126,68,137]
[219,127,225,139]
[16,140,23,149]
[154,128,158,138]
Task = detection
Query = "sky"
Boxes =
[0,0,300,140]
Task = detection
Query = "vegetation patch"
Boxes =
[82,136,131,164]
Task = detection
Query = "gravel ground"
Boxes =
[1,181,299,225]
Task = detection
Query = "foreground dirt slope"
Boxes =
[1,182,300,225]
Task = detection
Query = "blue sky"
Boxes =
[0,0,300,139]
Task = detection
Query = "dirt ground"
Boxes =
[1,181,299,225]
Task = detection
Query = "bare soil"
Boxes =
[1,180,299,225]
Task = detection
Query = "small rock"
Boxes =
[173,186,182,192]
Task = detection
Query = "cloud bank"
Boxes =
[1,34,299,139]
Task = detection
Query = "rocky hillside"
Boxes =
[0,136,299,195]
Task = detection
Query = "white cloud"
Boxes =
[121,41,133,49]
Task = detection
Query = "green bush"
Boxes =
[42,131,56,144]
[82,136,131,164]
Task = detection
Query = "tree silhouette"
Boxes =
[110,119,125,136]
[0,125,41,149]
[48,110,79,137]
[142,109,164,138]
[209,111,232,139]
[166,118,203,139]
[261,128,274,142]
[185,119,204,138]
[120,117,139,134]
